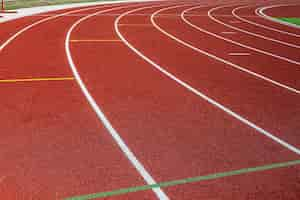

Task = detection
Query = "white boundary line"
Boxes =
[115,4,300,155]
[208,5,300,49]
[181,5,300,94]
[0,0,159,51]
[0,1,167,199]
[0,4,112,51]
[228,52,250,55]
[258,4,300,30]
[0,0,160,23]
[188,5,300,67]
[231,5,300,38]
[65,4,171,200]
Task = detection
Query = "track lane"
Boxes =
[0,4,160,200]
[165,164,300,199]
[232,5,300,45]
[208,4,300,63]
[259,4,300,30]
[151,4,300,149]
[69,2,299,198]
[181,5,300,91]
[117,3,297,149]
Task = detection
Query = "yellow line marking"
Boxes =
[0,77,74,83]
[70,39,121,42]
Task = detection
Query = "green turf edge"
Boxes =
[64,159,300,200]
[277,18,300,26]
[3,0,119,10]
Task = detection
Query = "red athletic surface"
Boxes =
[0,1,299,199]
[263,4,300,18]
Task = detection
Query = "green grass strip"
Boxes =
[277,18,300,26]
[4,0,119,10]
[64,159,300,200]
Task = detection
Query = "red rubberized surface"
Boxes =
[0,1,299,199]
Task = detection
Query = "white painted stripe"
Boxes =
[232,5,300,38]
[0,5,111,51]
[66,4,170,200]
[181,6,300,94]
[258,4,300,30]
[116,4,300,155]
[208,6,300,66]
[228,52,251,56]
[0,0,160,23]
[182,5,300,71]
[209,5,300,49]
[221,31,237,34]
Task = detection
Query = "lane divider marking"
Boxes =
[0,4,116,52]
[228,52,251,56]
[233,5,300,38]
[258,5,300,31]
[0,77,74,83]
[70,39,121,42]
[115,4,300,156]
[184,5,300,67]
[66,4,172,200]
[150,5,300,154]
[181,5,300,94]
[210,5,300,49]
[64,159,300,200]
[221,31,237,34]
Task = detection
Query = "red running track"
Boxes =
[0,0,300,199]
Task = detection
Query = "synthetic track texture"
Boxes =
[1,0,300,199]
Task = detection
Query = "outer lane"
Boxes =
[0,3,160,200]
[148,4,300,147]
[209,4,300,62]
[70,2,299,199]
[232,5,300,45]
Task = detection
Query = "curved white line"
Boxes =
[258,4,300,30]
[232,5,300,38]
[65,4,171,200]
[208,5,300,50]
[202,5,300,66]
[0,4,114,52]
[115,4,300,155]
[180,5,300,94]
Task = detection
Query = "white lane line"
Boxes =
[66,4,171,200]
[183,5,300,69]
[228,52,251,56]
[0,4,112,51]
[207,6,300,66]
[221,31,237,34]
[181,5,300,94]
[232,5,300,38]
[258,4,300,30]
[116,4,300,155]
[209,5,300,49]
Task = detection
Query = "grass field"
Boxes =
[278,17,300,26]
[3,0,117,10]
